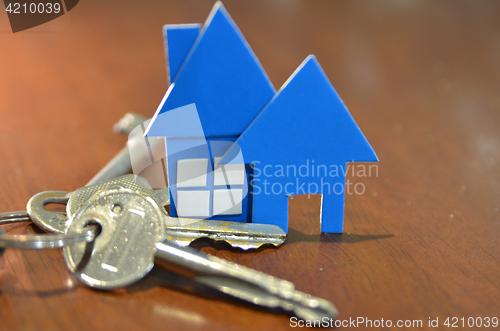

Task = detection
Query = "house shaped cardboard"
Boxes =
[146,2,378,233]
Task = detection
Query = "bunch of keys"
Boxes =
[0,114,338,321]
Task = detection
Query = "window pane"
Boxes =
[213,189,243,215]
[177,158,208,187]
[176,190,210,217]
[213,157,245,186]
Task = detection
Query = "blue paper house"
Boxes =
[146,2,378,233]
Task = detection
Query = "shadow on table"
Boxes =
[285,228,394,245]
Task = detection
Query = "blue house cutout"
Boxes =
[146,2,378,233]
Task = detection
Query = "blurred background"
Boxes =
[1,1,499,188]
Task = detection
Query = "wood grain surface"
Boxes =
[1,1,499,330]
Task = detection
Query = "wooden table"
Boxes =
[1,1,499,330]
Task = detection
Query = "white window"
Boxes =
[175,156,246,218]
[176,190,210,218]
[213,157,245,186]
[213,189,243,215]
[177,158,208,187]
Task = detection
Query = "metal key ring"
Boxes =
[0,214,98,249]
[0,211,31,222]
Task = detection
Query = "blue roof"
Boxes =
[224,55,378,165]
[147,3,275,138]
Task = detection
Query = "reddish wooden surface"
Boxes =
[0,1,499,330]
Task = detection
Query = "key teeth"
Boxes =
[168,236,284,250]
[165,226,286,250]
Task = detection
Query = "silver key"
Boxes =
[164,220,285,250]
[68,175,285,249]
[75,176,285,249]
[63,188,337,320]
[30,175,285,249]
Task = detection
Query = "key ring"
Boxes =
[0,211,31,222]
[0,212,98,249]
